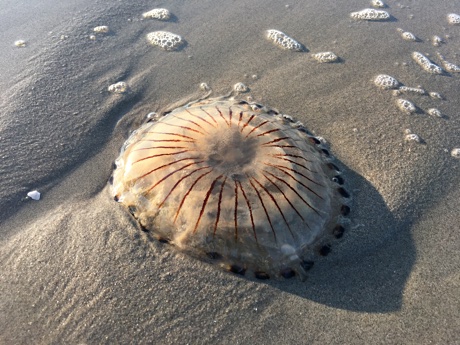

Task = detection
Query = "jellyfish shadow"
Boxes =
[264,166,417,313]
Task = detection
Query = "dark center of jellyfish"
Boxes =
[205,128,258,178]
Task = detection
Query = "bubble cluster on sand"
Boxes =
[451,148,460,158]
[142,8,171,20]
[404,130,422,143]
[312,52,339,63]
[398,86,426,95]
[447,13,460,25]
[199,82,210,91]
[350,8,390,21]
[427,108,442,118]
[147,31,184,51]
[396,99,416,114]
[374,74,399,89]
[93,26,109,34]
[431,35,443,47]
[429,91,443,100]
[412,52,443,74]
[14,40,26,47]
[108,81,128,94]
[436,52,460,73]
[397,28,417,41]
[371,0,386,8]
[265,29,303,51]
[233,82,249,93]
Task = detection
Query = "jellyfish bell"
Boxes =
[111,97,350,280]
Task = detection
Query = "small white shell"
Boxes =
[27,190,41,200]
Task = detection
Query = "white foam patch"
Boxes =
[447,13,460,25]
[312,52,339,63]
[374,74,399,89]
[396,99,416,114]
[142,8,171,20]
[412,52,443,74]
[350,8,390,21]
[265,29,303,51]
[146,31,184,51]
[108,82,128,94]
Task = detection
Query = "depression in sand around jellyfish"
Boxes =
[111,97,350,280]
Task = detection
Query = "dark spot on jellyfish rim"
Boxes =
[341,205,351,216]
[327,162,341,172]
[332,175,344,185]
[298,127,313,136]
[229,264,246,276]
[266,109,279,116]
[321,148,330,157]
[254,271,270,280]
[108,176,114,185]
[112,161,117,170]
[280,268,296,279]
[158,237,171,243]
[113,195,119,202]
[206,252,223,260]
[319,244,331,256]
[128,205,137,215]
[337,187,350,198]
[308,137,321,145]
[333,225,345,239]
[140,224,149,233]
[237,100,248,105]
[300,260,314,271]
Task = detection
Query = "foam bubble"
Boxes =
[436,52,460,73]
[427,108,442,118]
[142,8,171,20]
[199,83,210,91]
[429,92,443,100]
[412,52,443,74]
[108,81,128,94]
[432,35,443,47]
[350,8,390,21]
[398,86,426,95]
[451,148,460,158]
[147,31,184,51]
[233,82,249,93]
[14,40,26,47]
[396,99,416,114]
[405,133,422,143]
[447,13,460,25]
[265,29,303,51]
[371,0,386,8]
[93,26,109,34]
[312,52,339,63]
[374,74,399,89]
[397,28,417,41]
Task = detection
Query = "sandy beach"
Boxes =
[1,0,459,344]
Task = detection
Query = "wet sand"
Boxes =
[1,0,459,344]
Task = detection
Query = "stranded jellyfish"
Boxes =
[112,97,350,279]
